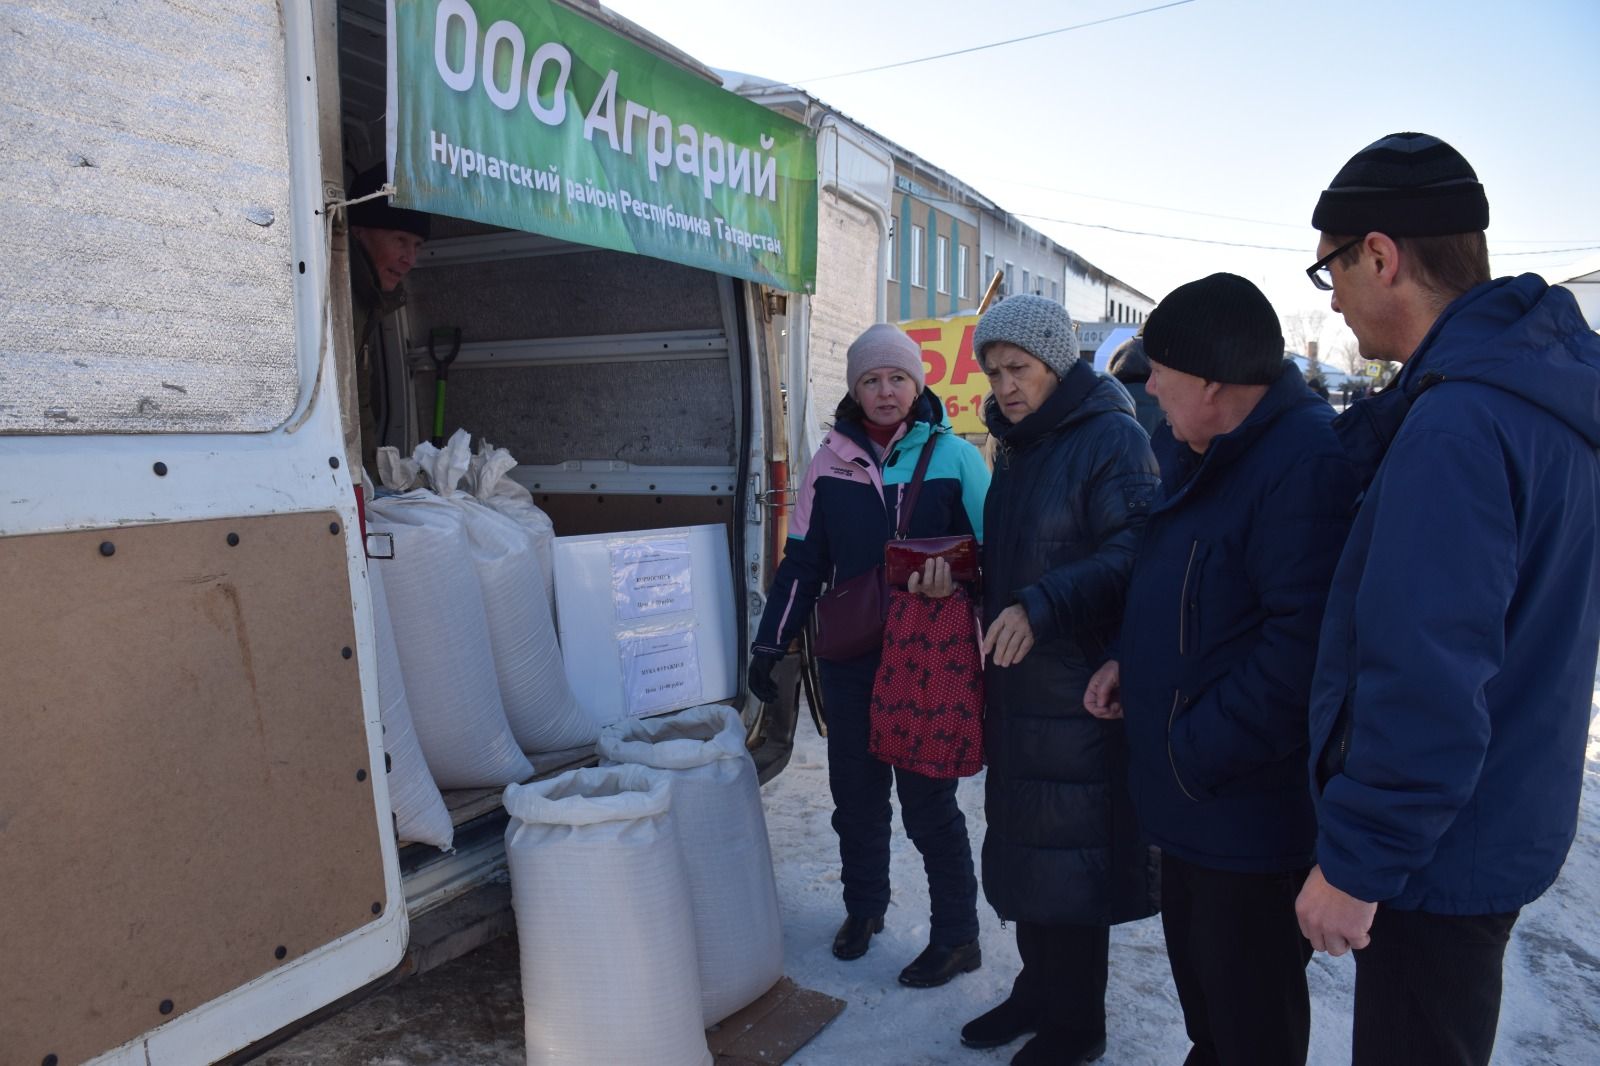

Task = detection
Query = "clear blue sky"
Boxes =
[606,0,1600,359]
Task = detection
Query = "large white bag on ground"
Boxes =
[366,489,533,788]
[597,705,784,1025]
[503,766,711,1066]
[368,561,454,849]
[468,440,557,613]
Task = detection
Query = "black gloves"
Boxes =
[747,653,782,704]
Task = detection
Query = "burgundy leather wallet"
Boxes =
[884,535,979,588]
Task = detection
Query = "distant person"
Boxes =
[746,324,991,988]
[347,164,430,474]
[1307,373,1332,402]
[1085,274,1359,1066]
[1107,335,1163,434]
[962,295,1161,1065]
[1295,131,1600,1066]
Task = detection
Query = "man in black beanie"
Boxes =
[1296,133,1600,1066]
[1084,273,1360,1066]
[346,164,432,475]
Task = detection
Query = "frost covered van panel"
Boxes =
[0,2,405,1064]
[0,1,303,435]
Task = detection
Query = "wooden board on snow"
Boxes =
[707,977,846,1065]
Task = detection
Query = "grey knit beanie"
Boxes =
[974,294,1078,377]
[846,323,926,390]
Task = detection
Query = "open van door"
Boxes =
[0,4,405,1063]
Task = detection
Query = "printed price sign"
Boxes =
[899,314,987,435]
[621,628,701,715]
[610,538,693,620]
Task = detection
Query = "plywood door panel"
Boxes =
[0,513,387,1066]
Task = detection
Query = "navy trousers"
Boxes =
[1352,906,1519,1066]
[1161,855,1313,1066]
[820,655,979,946]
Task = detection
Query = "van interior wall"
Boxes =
[399,218,741,541]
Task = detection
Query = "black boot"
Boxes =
[831,914,884,960]
[1010,1026,1107,1066]
[960,996,1041,1049]
[897,939,981,988]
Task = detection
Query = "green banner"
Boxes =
[389,0,818,292]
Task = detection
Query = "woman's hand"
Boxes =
[981,604,1034,667]
[1084,659,1124,719]
[906,556,954,599]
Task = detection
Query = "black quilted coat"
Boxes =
[980,360,1162,926]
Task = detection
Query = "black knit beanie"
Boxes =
[347,164,432,240]
[1143,273,1283,386]
[1312,132,1488,237]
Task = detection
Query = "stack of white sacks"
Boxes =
[503,704,784,1066]
[366,431,593,850]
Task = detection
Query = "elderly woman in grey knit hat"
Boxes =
[962,295,1161,1065]
[747,323,993,987]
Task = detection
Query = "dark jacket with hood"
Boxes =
[980,359,1162,926]
[1119,363,1359,873]
[753,389,990,657]
[1118,378,1164,437]
[1310,274,1600,914]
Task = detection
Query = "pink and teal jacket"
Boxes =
[752,392,990,657]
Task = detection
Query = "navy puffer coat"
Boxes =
[980,360,1162,926]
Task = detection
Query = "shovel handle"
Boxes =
[427,328,461,447]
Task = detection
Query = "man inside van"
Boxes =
[1294,131,1600,1066]
[346,164,430,475]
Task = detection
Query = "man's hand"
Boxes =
[981,604,1035,667]
[1084,659,1124,719]
[907,556,954,599]
[1296,864,1377,955]
[747,654,782,704]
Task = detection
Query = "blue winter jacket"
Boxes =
[753,390,990,656]
[1120,364,1360,873]
[1309,274,1600,915]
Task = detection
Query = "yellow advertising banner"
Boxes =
[899,314,989,435]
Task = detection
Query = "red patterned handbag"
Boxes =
[867,586,985,778]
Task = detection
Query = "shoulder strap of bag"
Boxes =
[895,430,939,539]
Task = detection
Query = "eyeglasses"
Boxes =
[1306,237,1363,291]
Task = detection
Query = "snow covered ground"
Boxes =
[269,675,1600,1064]
[768,676,1600,1064]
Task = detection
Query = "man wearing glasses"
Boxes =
[1294,132,1600,1066]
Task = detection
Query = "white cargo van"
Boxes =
[0,2,819,1063]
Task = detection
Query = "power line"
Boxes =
[797,0,1197,83]
[986,178,1306,231]
[1012,213,1307,252]
[1013,212,1600,258]
[995,178,1600,243]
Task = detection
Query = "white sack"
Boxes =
[469,439,557,613]
[366,490,532,788]
[367,561,453,850]
[597,705,784,1025]
[451,494,595,753]
[375,445,426,492]
[503,766,711,1066]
